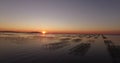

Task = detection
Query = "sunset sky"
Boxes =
[0,0,120,34]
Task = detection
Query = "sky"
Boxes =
[0,0,120,34]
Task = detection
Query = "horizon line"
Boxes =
[0,30,120,35]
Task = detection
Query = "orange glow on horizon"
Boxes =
[0,28,120,34]
[42,31,46,34]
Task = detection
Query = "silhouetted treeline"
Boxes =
[0,31,41,34]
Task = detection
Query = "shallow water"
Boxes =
[0,33,120,63]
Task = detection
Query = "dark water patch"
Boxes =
[1,37,32,45]
[0,47,47,63]
[72,38,82,42]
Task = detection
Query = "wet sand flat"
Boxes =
[0,33,120,63]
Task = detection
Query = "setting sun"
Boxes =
[42,31,46,34]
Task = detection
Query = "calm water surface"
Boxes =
[0,33,120,63]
